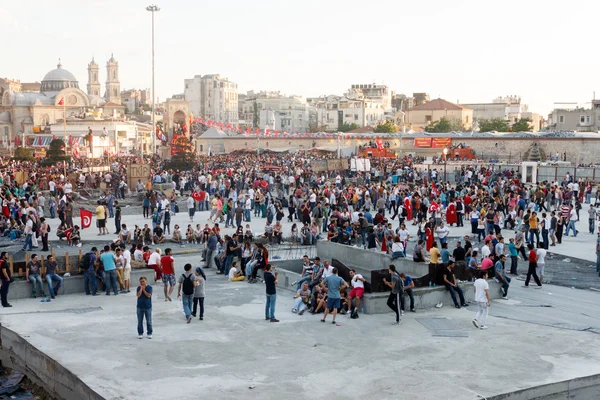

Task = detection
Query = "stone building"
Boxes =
[406,98,473,130]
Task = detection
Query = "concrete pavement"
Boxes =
[2,254,600,399]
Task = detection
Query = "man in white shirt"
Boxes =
[120,244,132,293]
[186,195,195,222]
[472,270,490,330]
[322,261,334,279]
[436,222,450,246]
[347,269,365,317]
[536,244,547,283]
[49,180,56,195]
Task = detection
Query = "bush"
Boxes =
[13,147,34,161]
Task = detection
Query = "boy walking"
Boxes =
[264,264,279,322]
[192,267,206,320]
[177,263,196,323]
[136,276,153,339]
[472,270,491,330]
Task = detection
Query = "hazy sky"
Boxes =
[1,0,598,115]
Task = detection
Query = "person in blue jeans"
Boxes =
[43,255,63,299]
[177,264,196,324]
[100,245,119,295]
[264,264,279,322]
[136,276,153,339]
[26,254,46,298]
[443,261,468,309]
[83,248,99,295]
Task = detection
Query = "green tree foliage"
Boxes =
[13,147,34,161]
[340,122,360,132]
[374,120,397,133]
[478,118,509,132]
[511,118,534,132]
[165,135,196,171]
[425,117,465,133]
[43,139,70,165]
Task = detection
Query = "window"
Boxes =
[425,115,432,123]
[586,115,591,124]
[93,72,97,81]
[580,116,586,123]
[466,115,469,123]
[113,71,116,79]
[354,114,358,120]
[559,115,564,123]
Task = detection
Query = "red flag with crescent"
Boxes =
[80,209,93,229]
[429,200,439,214]
[404,197,412,220]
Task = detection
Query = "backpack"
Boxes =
[182,274,194,295]
[80,253,91,270]
[401,207,408,217]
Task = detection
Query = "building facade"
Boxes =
[0,57,127,150]
[406,98,473,130]
[313,95,386,131]
[239,91,316,132]
[460,96,543,131]
[547,100,600,132]
[184,74,238,124]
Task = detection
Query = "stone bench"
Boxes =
[4,268,151,300]
[269,261,503,314]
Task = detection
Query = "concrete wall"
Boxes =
[361,281,502,314]
[0,326,104,400]
[7,268,150,300]
[488,373,600,400]
[316,240,426,278]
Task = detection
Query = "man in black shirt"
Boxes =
[1,252,13,307]
[443,261,467,309]
[464,235,473,263]
[114,201,122,234]
[264,264,279,322]
[453,241,466,262]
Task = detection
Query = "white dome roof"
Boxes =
[42,62,77,82]
[41,61,79,92]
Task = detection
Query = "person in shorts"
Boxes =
[321,267,346,324]
[160,248,176,301]
[346,269,365,318]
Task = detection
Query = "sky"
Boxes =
[1,0,598,116]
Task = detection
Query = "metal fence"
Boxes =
[412,163,600,184]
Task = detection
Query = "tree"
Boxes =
[165,135,196,171]
[374,120,397,133]
[478,118,509,132]
[425,117,465,133]
[253,102,259,128]
[340,122,360,132]
[13,147,34,161]
[512,118,533,132]
[42,139,69,165]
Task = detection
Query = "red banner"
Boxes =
[413,138,432,148]
[80,209,93,229]
[432,137,452,148]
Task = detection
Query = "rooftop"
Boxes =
[408,98,467,111]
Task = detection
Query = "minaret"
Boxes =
[87,57,100,96]
[104,53,121,104]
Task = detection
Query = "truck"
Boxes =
[358,147,396,158]
[446,147,476,161]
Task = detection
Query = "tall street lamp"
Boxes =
[443,146,449,182]
[146,4,160,154]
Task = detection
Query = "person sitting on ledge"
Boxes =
[153,226,166,244]
[119,224,132,244]
[391,237,405,259]
[171,225,182,244]
[70,225,81,247]
[443,260,468,309]
[413,239,426,262]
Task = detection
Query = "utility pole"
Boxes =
[146,4,160,154]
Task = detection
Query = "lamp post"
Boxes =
[443,146,449,183]
[146,4,160,154]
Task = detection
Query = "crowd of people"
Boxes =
[0,151,598,335]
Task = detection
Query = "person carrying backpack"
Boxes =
[177,263,196,323]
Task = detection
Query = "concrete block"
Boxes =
[5,268,151,300]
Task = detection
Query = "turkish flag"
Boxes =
[58,97,65,106]
[429,201,439,214]
[64,227,73,242]
[80,209,93,229]
[376,138,384,150]
[192,191,202,202]
[404,197,412,220]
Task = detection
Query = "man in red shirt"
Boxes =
[525,243,542,288]
[160,248,176,301]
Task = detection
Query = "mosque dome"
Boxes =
[40,60,80,93]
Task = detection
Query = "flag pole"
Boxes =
[63,99,67,177]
